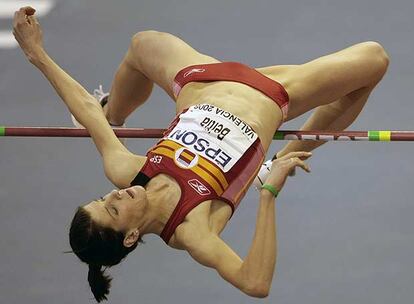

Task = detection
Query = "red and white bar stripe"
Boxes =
[2,127,414,141]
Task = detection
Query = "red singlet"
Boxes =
[130,104,265,243]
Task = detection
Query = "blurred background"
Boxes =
[1,0,414,303]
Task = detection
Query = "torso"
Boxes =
[148,82,282,248]
[127,33,285,248]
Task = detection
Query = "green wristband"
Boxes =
[261,184,279,197]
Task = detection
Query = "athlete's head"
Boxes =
[69,186,147,302]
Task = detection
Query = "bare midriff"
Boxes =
[175,80,284,151]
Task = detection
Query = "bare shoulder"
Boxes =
[103,150,147,189]
[167,218,210,249]
[173,223,242,273]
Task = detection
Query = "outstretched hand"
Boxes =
[263,151,312,193]
[12,7,44,62]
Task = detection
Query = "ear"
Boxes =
[123,229,140,248]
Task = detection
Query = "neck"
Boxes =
[136,175,180,236]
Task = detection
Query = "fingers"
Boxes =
[18,6,36,16]
[277,151,312,161]
[24,7,36,16]
[13,7,40,33]
[27,15,39,26]
[14,10,25,25]
[288,157,311,173]
[13,6,36,24]
[13,11,19,28]
[13,10,27,28]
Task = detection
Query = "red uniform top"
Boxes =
[130,105,265,243]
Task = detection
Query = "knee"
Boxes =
[363,41,390,67]
[127,30,166,67]
[130,30,162,50]
[361,41,390,78]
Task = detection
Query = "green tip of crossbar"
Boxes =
[368,130,391,141]
[0,126,5,136]
[273,131,284,140]
[368,131,379,141]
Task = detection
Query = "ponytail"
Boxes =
[69,207,142,302]
[88,264,112,302]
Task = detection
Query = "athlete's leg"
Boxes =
[104,53,154,126]
[104,31,218,125]
[258,41,389,157]
[102,32,161,126]
[284,41,389,118]
[277,84,376,157]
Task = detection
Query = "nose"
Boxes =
[112,189,122,199]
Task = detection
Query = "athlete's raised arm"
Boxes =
[12,7,126,153]
[185,152,312,297]
[12,7,143,186]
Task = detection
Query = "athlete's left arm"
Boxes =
[185,152,312,297]
[184,233,272,298]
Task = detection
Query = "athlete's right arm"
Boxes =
[186,152,312,297]
[12,7,145,188]
[13,7,128,157]
[14,8,96,126]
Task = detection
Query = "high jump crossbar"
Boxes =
[1,126,414,141]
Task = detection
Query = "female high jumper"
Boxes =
[12,6,389,302]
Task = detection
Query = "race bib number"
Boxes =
[166,104,258,172]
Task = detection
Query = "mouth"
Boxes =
[126,189,135,199]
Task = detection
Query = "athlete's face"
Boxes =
[83,186,148,233]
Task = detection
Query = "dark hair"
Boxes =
[69,207,142,302]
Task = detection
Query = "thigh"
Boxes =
[258,42,388,120]
[126,31,220,97]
